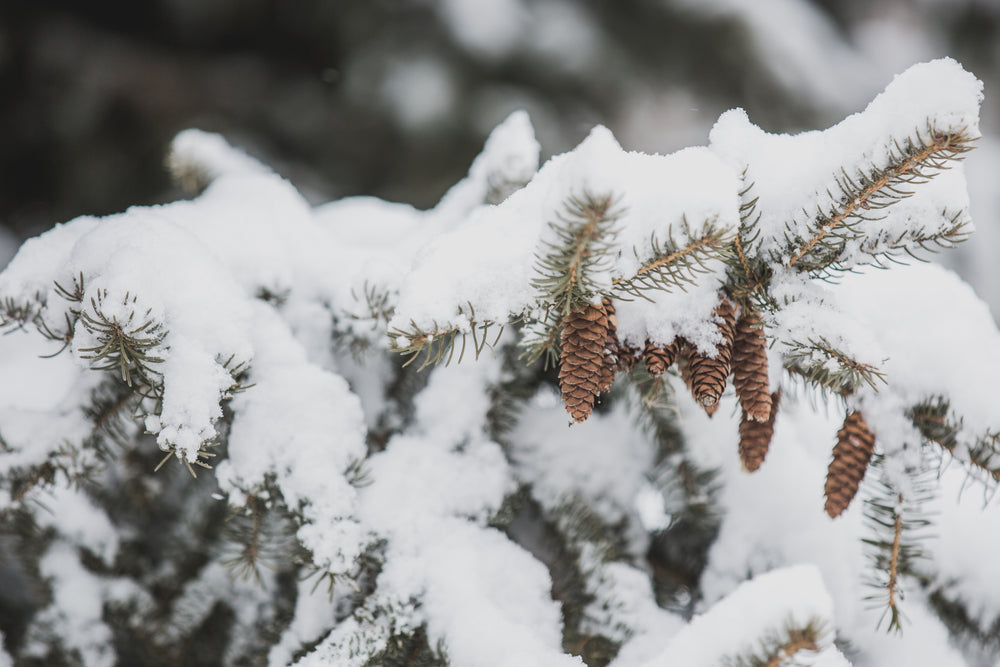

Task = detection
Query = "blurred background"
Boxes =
[1,0,998,308]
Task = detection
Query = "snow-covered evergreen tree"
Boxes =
[1,58,998,666]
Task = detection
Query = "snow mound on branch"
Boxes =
[389,125,740,335]
[642,565,836,666]
[709,57,982,263]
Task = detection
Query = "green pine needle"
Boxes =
[782,124,976,276]
[531,191,622,317]
[613,216,732,301]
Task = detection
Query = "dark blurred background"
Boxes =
[1,0,999,295]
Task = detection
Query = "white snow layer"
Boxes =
[642,565,835,666]
[709,57,982,263]
[389,125,740,339]
[3,57,1000,666]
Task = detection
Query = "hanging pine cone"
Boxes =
[676,340,717,417]
[739,390,781,472]
[824,411,877,518]
[688,299,737,408]
[597,299,618,394]
[616,342,642,372]
[732,307,772,423]
[559,301,613,423]
[644,339,679,376]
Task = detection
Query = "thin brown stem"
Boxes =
[788,132,961,268]
[888,495,903,614]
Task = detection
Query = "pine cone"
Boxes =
[597,299,618,394]
[824,411,876,518]
[616,342,642,372]
[739,390,781,472]
[559,301,613,423]
[644,340,679,376]
[689,299,737,408]
[732,307,772,422]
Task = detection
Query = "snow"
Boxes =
[509,388,657,531]
[33,485,119,565]
[642,565,835,666]
[390,124,739,341]
[26,542,116,667]
[837,262,1000,439]
[4,57,1000,666]
[709,58,982,266]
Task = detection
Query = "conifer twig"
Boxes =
[612,217,731,300]
[388,306,505,371]
[785,126,976,273]
[532,192,622,317]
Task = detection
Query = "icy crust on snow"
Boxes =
[709,58,982,263]
[641,565,835,666]
[389,125,740,337]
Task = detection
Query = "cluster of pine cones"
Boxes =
[557,297,877,518]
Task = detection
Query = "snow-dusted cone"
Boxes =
[689,299,737,408]
[739,390,781,472]
[597,299,618,394]
[824,411,877,518]
[616,341,641,372]
[732,307,772,422]
[643,340,679,376]
[559,301,613,423]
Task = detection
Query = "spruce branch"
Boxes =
[82,379,144,455]
[0,296,39,332]
[721,618,825,667]
[727,177,773,303]
[154,440,219,478]
[782,336,886,395]
[532,191,622,317]
[221,492,298,585]
[612,217,731,300]
[388,305,505,371]
[783,125,977,275]
[909,397,1000,485]
[855,210,970,270]
[517,310,562,370]
[862,457,934,633]
[77,290,167,389]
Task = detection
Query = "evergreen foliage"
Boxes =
[0,58,996,666]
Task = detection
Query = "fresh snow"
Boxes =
[2,58,999,666]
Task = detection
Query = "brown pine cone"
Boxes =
[597,299,618,394]
[824,411,877,518]
[644,340,679,376]
[739,390,781,472]
[689,299,737,408]
[732,307,772,422]
[616,342,642,372]
[559,301,613,423]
